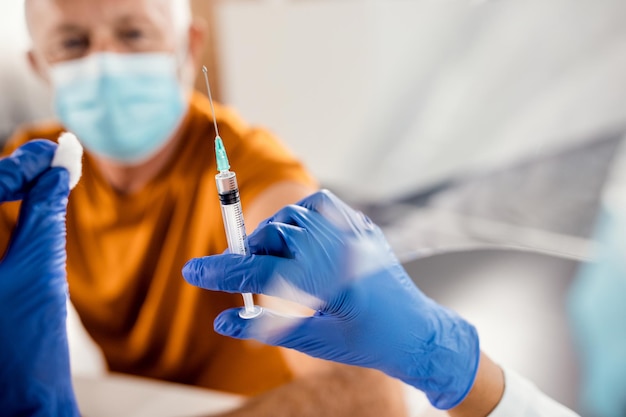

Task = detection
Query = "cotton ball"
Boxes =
[51,132,83,189]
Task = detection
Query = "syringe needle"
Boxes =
[202,65,220,138]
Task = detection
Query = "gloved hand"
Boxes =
[183,190,480,409]
[0,140,79,416]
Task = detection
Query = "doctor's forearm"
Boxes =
[213,365,407,417]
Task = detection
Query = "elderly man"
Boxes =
[0,0,405,415]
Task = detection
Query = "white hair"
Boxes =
[25,0,192,37]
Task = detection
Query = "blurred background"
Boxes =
[3,0,626,260]
[2,1,626,414]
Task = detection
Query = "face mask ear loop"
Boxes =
[176,32,195,90]
[176,32,190,66]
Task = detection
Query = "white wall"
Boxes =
[0,0,28,48]
[0,0,52,142]
[215,0,626,202]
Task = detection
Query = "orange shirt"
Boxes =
[0,92,316,396]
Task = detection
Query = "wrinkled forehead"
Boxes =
[26,0,188,39]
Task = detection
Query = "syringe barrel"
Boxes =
[215,169,262,319]
[216,171,248,256]
[216,171,239,202]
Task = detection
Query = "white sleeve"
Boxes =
[489,368,580,417]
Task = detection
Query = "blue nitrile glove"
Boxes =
[183,190,480,409]
[0,140,79,416]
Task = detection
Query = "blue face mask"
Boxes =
[50,53,187,164]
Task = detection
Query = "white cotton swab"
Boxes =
[51,132,83,190]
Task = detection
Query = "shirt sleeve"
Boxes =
[489,368,581,417]
[227,126,318,210]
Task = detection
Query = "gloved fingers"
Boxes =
[24,166,70,210]
[6,168,70,261]
[183,253,291,295]
[295,189,377,237]
[248,219,337,263]
[0,140,57,203]
[265,204,343,251]
[247,221,303,258]
[251,192,399,296]
[296,191,399,275]
[183,253,326,308]
[214,307,311,346]
[253,203,372,298]
[250,208,349,287]
[215,308,348,364]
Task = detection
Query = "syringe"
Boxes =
[203,66,262,319]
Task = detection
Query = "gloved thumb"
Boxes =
[22,167,71,226]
